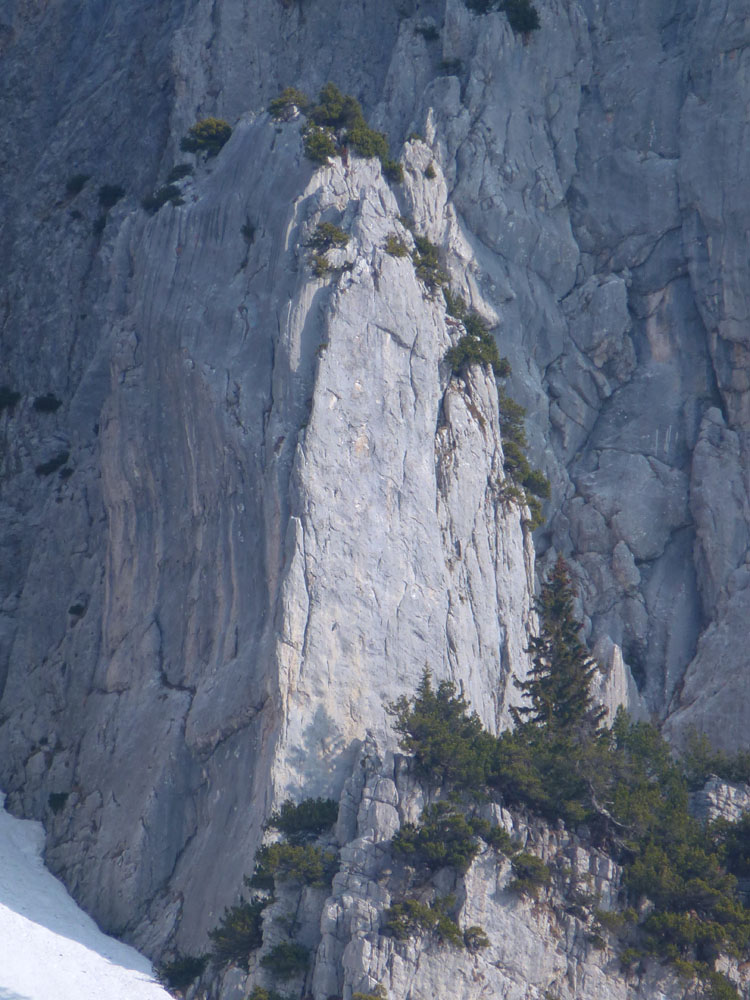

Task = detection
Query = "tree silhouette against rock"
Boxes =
[513,555,605,739]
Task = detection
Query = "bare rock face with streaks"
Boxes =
[1,0,750,985]
[0,118,534,952]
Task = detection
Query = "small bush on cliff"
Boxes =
[265,797,338,842]
[305,222,349,252]
[249,988,296,1000]
[392,802,481,874]
[33,393,62,413]
[352,986,387,1000]
[497,389,550,528]
[463,925,491,951]
[269,87,311,119]
[0,386,21,413]
[180,118,232,156]
[310,83,362,129]
[142,184,184,213]
[303,126,337,164]
[65,173,90,196]
[411,235,448,290]
[260,941,310,979]
[158,953,207,991]
[249,843,338,889]
[681,730,750,791]
[383,896,465,947]
[167,163,193,183]
[503,0,540,32]
[208,897,265,969]
[35,451,70,476]
[444,311,510,378]
[98,184,125,209]
[302,83,401,180]
[385,234,409,257]
[509,853,552,898]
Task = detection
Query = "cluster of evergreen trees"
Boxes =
[390,557,750,999]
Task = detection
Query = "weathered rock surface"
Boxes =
[0,123,535,954]
[1,0,750,983]
[209,748,731,1000]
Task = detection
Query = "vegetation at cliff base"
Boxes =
[389,557,750,997]
[158,953,207,991]
[207,796,340,976]
[208,898,264,969]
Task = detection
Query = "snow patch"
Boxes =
[0,794,172,1000]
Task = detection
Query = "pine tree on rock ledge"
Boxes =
[513,555,605,740]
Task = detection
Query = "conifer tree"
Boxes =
[513,555,604,738]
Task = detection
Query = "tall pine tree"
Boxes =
[513,555,604,738]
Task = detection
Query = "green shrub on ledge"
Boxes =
[303,126,337,164]
[444,311,510,378]
[385,235,409,257]
[412,235,448,290]
[392,802,480,875]
[208,897,265,969]
[265,797,339,842]
[383,896,466,948]
[260,941,310,979]
[249,843,338,889]
[269,87,311,119]
[464,0,541,33]
[305,223,349,253]
[158,954,207,991]
[509,853,552,898]
[464,925,490,951]
[180,117,232,156]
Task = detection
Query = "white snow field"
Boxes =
[0,794,173,1000]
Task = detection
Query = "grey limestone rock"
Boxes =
[2,0,750,983]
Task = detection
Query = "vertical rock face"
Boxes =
[0,114,535,951]
[1,0,750,966]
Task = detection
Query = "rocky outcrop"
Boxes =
[207,746,722,1000]
[2,0,750,979]
[0,122,534,953]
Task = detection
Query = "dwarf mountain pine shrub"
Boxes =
[208,897,265,969]
[158,954,207,991]
[180,118,232,156]
[249,843,338,889]
[260,941,310,979]
[509,853,552,898]
[385,234,409,257]
[383,896,465,948]
[392,802,481,875]
[33,394,62,413]
[265,797,339,842]
[306,222,349,252]
[269,87,311,119]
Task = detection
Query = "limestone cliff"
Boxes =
[1,0,749,987]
